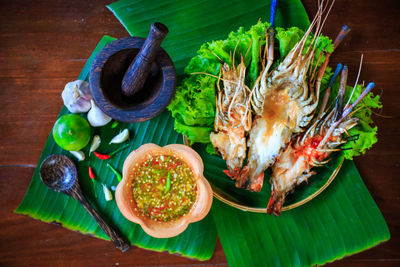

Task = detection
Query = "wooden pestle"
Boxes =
[121,22,168,97]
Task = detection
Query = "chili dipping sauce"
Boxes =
[131,154,197,222]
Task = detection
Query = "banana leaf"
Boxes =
[15,36,217,260]
[213,160,390,267]
[108,0,390,266]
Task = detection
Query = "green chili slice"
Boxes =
[111,121,119,128]
[106,163,122,182]
[164,172,171,194]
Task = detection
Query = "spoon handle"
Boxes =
[69,186,130,252]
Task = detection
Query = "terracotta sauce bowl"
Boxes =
[115,143,213,238]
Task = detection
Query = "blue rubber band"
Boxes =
[270,0,278,27]
[328,63,343,88]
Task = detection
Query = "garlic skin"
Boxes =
[87,100,112,127]
[62,80,93,113]
[109,129,129,144]
[70,150,85,161]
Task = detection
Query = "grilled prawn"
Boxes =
[210,57,252,178]
[267,64,375,215]
[238,2,350,191]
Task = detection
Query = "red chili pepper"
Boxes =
[88,166,95,179]
[159,177,166,184]
[93,143,130,160]
[182,197,186,202]
[88,166,97,197]
[94,151,110,160]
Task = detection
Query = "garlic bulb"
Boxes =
[87,100,111,127]
[62,80,93,113]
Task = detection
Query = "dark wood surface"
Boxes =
[0,0,399,266]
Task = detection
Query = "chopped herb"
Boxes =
[164,172,171,194]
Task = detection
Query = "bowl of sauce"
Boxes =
[115,143,213,238]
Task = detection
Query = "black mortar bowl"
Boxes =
[89,22,176,123]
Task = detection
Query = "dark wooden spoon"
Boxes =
[39,154,130,252]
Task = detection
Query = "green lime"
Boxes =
[52,114,91,151]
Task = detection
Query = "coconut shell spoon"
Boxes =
[39,154,130,252]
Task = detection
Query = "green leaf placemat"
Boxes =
[15,35,217,261]
[108,0,390,266]
[213,160,390,267]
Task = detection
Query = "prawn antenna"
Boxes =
[317,63,342,117]
[345,54,364,109]
[344,134,360,142]
[341,82,375,119]
[333,25,351,49]
[207,48,224,63]
[333,65,348,121]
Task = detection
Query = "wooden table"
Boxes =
[1,0,399,266]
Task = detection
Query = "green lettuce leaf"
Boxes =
[276,26,304,58]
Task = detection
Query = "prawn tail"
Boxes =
[234,166,250,189]
[267,190,285,216]
[248,171,264,192]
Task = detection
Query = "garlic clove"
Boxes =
[70,150,85,161]
[62,80,93,113]
[102,184,113,201]
[87,100,112,127]
[109,129,129,144]
[89,135,101,154]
